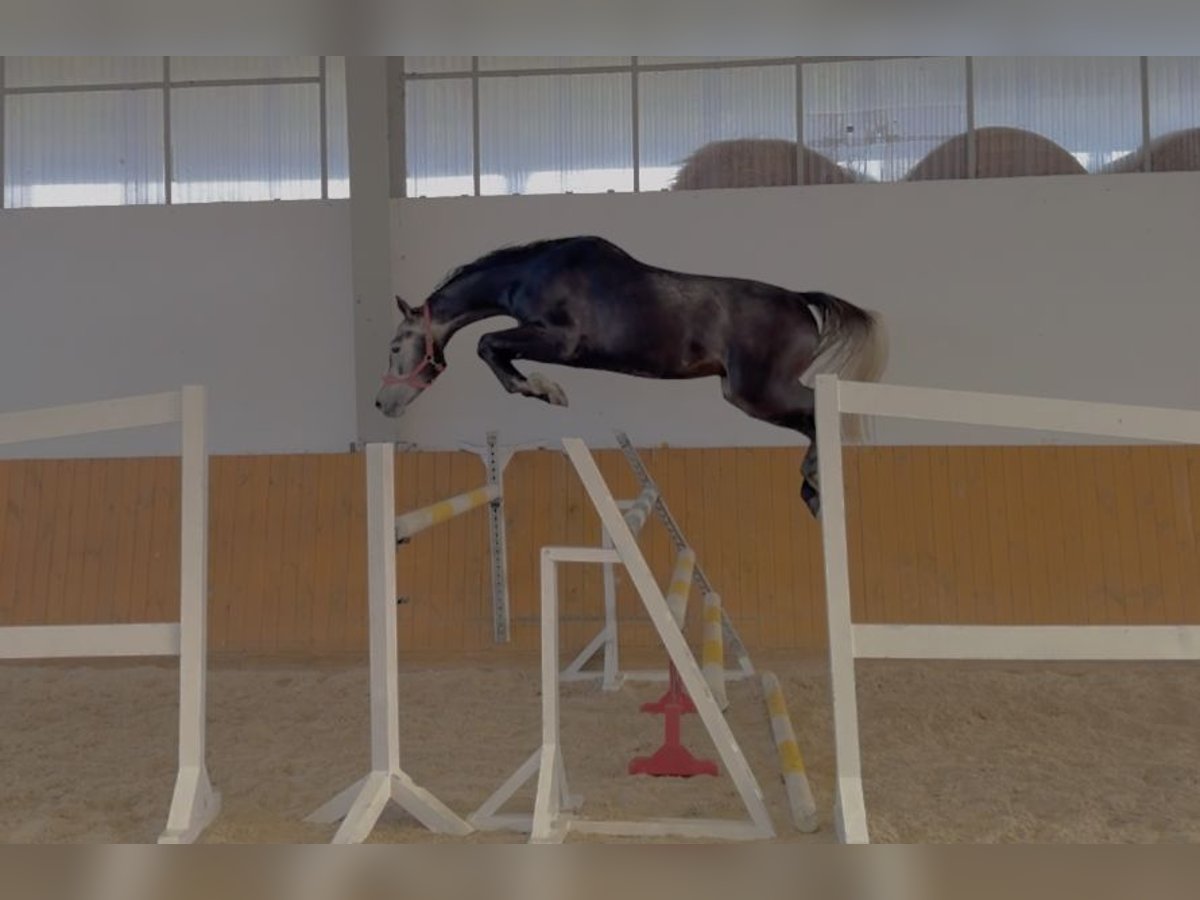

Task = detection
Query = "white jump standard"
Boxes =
[559,485,657,691]
[815,373,1200,844]
[304,443,498,843]
[0,386,219,844]
[473,437,775,843]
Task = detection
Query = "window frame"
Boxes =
[0,56,343,209]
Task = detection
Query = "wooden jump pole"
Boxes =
[622,486,657,535]
[701,591,729,709]
[761,671,819,833]
[664,548,695,628]
[395,483,500,541]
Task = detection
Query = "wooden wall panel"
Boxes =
[2,444,1200,660]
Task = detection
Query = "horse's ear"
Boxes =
[395,295,415,317]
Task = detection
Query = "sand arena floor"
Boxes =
[2,653,1198,843]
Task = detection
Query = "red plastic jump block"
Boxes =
[628,663,718,778]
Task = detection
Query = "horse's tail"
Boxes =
[802,291,890,443]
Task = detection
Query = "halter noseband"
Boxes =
[380,303,445,390]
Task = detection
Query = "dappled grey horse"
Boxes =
[374,235,887,517]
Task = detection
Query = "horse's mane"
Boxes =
[433,237,582,292]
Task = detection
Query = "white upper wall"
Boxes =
[0,200,356,458]
[375,171,1200,450]
[3,173,1197,460]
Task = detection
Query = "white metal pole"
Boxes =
[531,549,564,842]
[815,375,869,843]
[540,549,560,751]
[366,443,401,775]
[601,527,620,690]
[176,385,208,772]
[160,384,220,843]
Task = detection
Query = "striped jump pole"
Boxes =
[761,671,819,833]
[623,486,658,536]
[702,592,729,710]
[395,484,501,542]
[664,547,695,629]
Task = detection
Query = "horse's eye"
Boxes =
[390,346,401,354]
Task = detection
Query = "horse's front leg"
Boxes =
[477,326,570,407]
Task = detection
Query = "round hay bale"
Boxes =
[1102,128,1200,174]
[906,126,1087,180]
[668,138,863,190]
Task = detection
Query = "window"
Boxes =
[972,57,1143,175]
[4,89,165,208]
[639,65,796,190]
[405,78,476,197]
[1144,57,1200,173]
[1,56,349,208]
[803,57,968,182]
[171,82,322,203]
[479,72,633,195]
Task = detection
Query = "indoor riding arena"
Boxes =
[2,55,1199,845]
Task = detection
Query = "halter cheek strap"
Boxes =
[380,304,445,389]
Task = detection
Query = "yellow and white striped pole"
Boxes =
[394,484,501,542]
[701,592,728,710]
[622,486,657,536]
[664,548,696,629]
[761,671,819,833]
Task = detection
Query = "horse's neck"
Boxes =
[429,280,506,340]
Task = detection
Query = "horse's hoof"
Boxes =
[528,372,569,407]
[801,480,821,518]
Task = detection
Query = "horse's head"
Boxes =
[374,295,447,417]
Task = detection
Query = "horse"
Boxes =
[374,235,888,517]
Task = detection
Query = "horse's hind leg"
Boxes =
[477,326,571,406]
[771,408,823,519]
[721,367,823,517]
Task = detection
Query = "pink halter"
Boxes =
[380,303,444,389]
